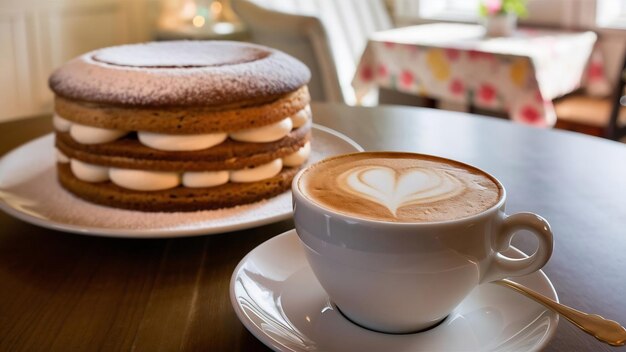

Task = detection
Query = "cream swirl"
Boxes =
[338,166,465,217]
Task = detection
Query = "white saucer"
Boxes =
[0,125,362,238]
[231,230,559,352]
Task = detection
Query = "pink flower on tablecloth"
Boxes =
[588,61,604,81]
[445,48,461,61]
[449,79,464,95]
[360,65,374,82]
[534,90,551,105]
[468,50,481,60]
[535,90,544,103]
[400,70,414,88]
[377,63,388,78]
[468,50,494,61]
[520,105,541,124]
[478,84,496,103]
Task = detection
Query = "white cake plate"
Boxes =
[0,124,363,238]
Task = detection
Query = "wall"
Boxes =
[0,0,160,122]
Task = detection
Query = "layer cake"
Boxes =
[49,41,312,211]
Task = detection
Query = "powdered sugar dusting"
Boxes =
[49,41,310,107]
[93,41,269,67]
[0,126,362,238]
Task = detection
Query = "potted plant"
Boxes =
[479,0,528,37]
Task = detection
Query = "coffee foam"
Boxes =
[299,152,502,223]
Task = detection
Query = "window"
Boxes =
[397,0,626,30]
[415,0,480,21]
[597,0,626,28]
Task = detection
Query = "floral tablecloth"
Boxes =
[353,23,608,127]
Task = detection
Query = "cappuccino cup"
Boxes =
[292,152,553,333]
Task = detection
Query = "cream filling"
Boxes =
[109,168,180,191]
[56,149,70,163]
[53,114,72,132]
[137,131,228,151]
[62,144,310,191]
[291,105,311,128]
[182,170,230,188]
[229,159,283,183]
[70,124,128,144]
[70,159,109,182]
[282,141,311,167]
[229,117,293,143]
[53,106,311,151]
[61,142,311,191]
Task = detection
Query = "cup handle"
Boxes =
[482,212,554,283]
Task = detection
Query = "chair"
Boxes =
[232,0,392,105]
[606,53,626,140]
[554,94,613,137]
[554,51,626,139]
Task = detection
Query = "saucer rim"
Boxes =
[230,229,560,352]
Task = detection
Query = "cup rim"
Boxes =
[292,151,507,227]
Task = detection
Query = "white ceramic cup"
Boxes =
[292,153,554,334]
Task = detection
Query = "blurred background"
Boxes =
[1,0,624,138]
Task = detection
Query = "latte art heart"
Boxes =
[338,166,466,217]
[300,153,501,222]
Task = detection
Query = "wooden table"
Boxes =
[1,103,625,351]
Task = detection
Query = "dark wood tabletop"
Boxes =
[1,103,625,352]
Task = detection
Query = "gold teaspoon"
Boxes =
[495,279,626,347]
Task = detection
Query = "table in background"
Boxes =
[353,23,609,127]
[1,104,625,351]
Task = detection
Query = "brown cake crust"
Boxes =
[54,86,310,134]
[57,162,298,212]
[48,41,311,108]
[55,122,311,171]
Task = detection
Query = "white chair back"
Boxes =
[233,0,391,105]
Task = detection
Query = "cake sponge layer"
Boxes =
[54,86,310,134]
[55,122,311,171]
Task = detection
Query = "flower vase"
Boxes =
[484,13,517,37]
